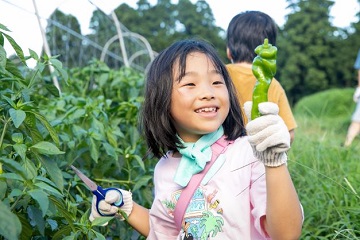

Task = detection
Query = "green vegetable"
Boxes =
[251,38,277,119]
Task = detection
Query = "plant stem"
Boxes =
[0,117,11,150]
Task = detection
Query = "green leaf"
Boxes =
[2,95,16,108]
[2,32,26,65]
[88,138,99,163]
[0,157,28,180]
[0,200,22,239]
[13,143,27,161]
[27,206,45,236]
[132,175,152,192]
[22,159,37,180]
[36,157,64,192]
[91,216,113,226]
[9,188,22,198]
[72,108,86,120]
[52,226,75,240]
[47,219,58,231]
[49,196,76,231]
[103,142,117,160]
[0,45,6,69]
[11,132,24,144]
[17,213,33,240]
[29,110,60,146]
[92,230,107,240]
[0,33,3,48]
[29,49,39,61]
[0,23,11,31]
[5,59,24,79]
[23,113,44,143]
[34,182,63,198]
[28,189,49,217]
[49,58,62,69]
[45,83,60,97]
[30,141,65,155]
[0,181,7,199]
[9,108,26,128]
[132,154,145,171]
[0,173,25,181]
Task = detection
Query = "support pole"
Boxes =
[32,0,62,97]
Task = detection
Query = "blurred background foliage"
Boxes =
[39,0,360,104]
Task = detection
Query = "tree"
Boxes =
[277,0,339,104]
[46,10,83,68]
[112,0,226,60]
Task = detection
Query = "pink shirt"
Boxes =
[147,137,270,240]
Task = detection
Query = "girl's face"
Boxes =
[170,52,230,142]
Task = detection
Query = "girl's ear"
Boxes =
[226,48,232,61]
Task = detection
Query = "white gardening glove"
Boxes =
[244,101,290,167]
[353,87,360,102]
[89,189,133,225]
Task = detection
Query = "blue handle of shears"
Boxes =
[93,186,124,216]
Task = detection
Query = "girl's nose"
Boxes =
[200,84,215,100]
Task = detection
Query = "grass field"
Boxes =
[288,88,360,239]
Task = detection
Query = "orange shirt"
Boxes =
[226,63,297,131]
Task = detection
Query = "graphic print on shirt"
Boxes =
[162,185,224,239]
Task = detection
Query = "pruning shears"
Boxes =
[70,165,124,216]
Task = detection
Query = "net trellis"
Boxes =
[2,0,157,72]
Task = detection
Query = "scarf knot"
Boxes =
[174,126,224,187]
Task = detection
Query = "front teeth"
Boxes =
[196,107,216,113]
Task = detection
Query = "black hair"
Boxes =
[226,11,277,63]
[139,38,246,158]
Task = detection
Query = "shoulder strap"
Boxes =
[173,135,233,231]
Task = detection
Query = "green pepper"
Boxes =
[251,38,277,119]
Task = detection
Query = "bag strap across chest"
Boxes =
[173,135,233,231]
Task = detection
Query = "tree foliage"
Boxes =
[46,10,83,68]
[277,0,360,104]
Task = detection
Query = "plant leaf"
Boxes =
[27,206,45,236]
[30,141,65,155]
[0,157,28,180]
[28,189,49,217]
[1,32,26,65]
[132,175,152,192]
[34,182,63,198]
[36,156,64,192]
[29,110,60,146]
[13,143,27,161]
[0,200,21,239]
[9,108,26,128]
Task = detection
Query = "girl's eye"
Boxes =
[213,77,225,85]
[213,81,224,85]
[183,82,195,86]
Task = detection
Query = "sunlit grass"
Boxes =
[288,88,360,239]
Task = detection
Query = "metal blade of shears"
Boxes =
[70,165,98,192]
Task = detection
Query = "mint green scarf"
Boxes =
[174,126,224,187]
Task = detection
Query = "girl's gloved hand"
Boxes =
[89,189,133,225]
[353,87,360,103]
[244,101,290,167]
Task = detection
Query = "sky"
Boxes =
[1,0,359,58]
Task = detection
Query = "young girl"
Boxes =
[89,39,303,239]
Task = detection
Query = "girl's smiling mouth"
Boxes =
[195,107,218,113]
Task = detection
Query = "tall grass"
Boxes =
[289,88,360,239]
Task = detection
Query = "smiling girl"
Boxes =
[89,39,303,240]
